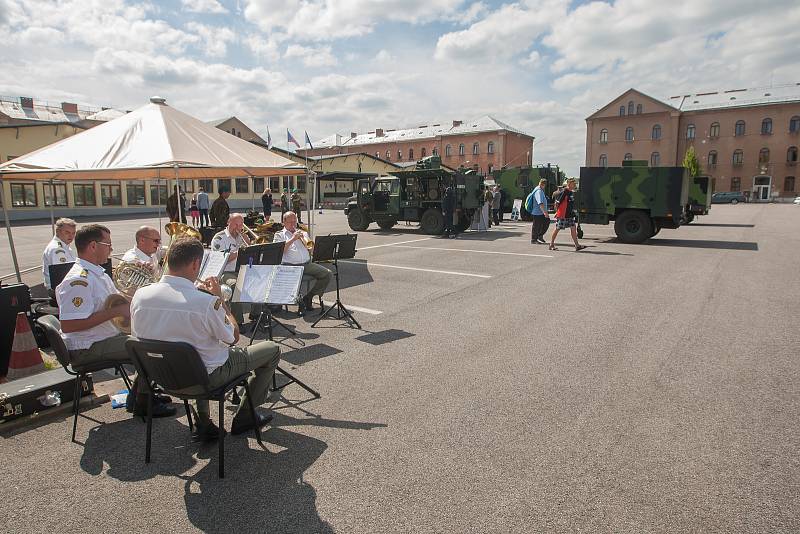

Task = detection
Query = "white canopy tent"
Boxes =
[0,96,305,282]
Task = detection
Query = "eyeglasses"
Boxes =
[94,240,113,247]
[148,237,162,244]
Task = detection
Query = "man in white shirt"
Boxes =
[196,187,210,227]
[42,218,77,289]
[273,211,332,311]
[121,226,162,275]
[211,213,250,323]
[131,238,280,440]
[56,224,175,418]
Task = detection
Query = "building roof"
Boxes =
[205,117,235,127]
[0,96,123,124]
[313,115,532,149]
[668,82,800,112]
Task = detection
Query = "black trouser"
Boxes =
[199,209,209,227]
[492,209,500,225]
[443,210,455,235]
[532,215,548,241]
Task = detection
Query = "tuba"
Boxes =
[163,222,202,271]
[104,261,156,334]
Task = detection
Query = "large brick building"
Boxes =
[585,85,800,200]
[299,116,535,176]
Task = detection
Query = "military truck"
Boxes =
[683,176,711,223]
[491,165,564,220]
[345,156,483,234]
[577,161,690,244]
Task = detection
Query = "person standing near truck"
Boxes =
[442,185,457,239]
[527,178,549,244]
[549,179,586,252]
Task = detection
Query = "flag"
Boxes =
[266,126,272,148]
[287,129,300,148]
[304,131,313,149]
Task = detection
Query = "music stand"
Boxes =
[49,262,75,289]
[236,243,293,338]
[311,234,360,329]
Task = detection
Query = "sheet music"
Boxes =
[267,266,303,304]
[233,265,303,304]
[198,250,228,280]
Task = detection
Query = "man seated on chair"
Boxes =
[122,226,162,276]
[55,224,176,418]
[43,217,77,290]
[130,238,280,440]
[211,213,250,324]
[273,211,332,312]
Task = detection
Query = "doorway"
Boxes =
[752,175,771,202]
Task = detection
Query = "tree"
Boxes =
[683,146,701,178]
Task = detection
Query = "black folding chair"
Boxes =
[124,338,262,478]
[35,315,133,443]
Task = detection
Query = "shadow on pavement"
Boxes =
[356,329,415,346]
[281,343,343,365]
[329,260,374,291]
[688,223,756,228]
[648,239,759,251]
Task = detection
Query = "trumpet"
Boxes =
[296,223,314,252]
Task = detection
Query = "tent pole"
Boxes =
[157,172,162,237]
[173,164,182,223]
[251,175,255,213]
[0,178,22,283]
[49,178,56,235]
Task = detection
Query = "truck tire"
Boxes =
[420,209,445,234]
[614,210,653,244]
[651,221,661,237]
[377,219,396,230]
[347,209,370,231]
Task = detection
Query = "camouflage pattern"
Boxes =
[491,165,564,213]
[687,176,711,216]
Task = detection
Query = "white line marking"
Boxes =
[321,300,383,315]
[358,237,432,250]
[339,260,491,279]
[393,245,552,258]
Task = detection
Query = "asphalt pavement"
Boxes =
[1,204,798,532]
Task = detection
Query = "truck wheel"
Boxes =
[420,209,445,234]
[347,209,370,231]
[614,210,653,244]
[377,219,396,230]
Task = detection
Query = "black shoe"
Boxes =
[231,412,273,435]
[131,397,177,418]
[303,295,315,311]
[192,418,226,442]
[537,238,546,244]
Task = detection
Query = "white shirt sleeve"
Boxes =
[56,280,94,320]
[204,297,236,345]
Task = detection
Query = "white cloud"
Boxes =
[181,0,228,14]
[245,33,281,61]
[519,50,541,67]
[284,44,338,67]
[186,22,236,58]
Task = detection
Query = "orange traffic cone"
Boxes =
[6,313,44,381]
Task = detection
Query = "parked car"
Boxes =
[793,196,800,205]
[711,191,747,204]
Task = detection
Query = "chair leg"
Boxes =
[145,391,153,463]
[71,372,82,443]
[242,381,263,445]
[184,401,193,432]
[117,365,133,391]
[218,398,225,478]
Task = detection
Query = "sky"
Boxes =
[1,0,799,176]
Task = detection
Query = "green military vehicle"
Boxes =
[683,176,711,224]
[345,156,483,234]
[491,165,564,220]
[577,161,690,244]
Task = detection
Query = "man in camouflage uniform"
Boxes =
[291,189,302,223]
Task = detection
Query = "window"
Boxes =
[458,143,465,156]
[625,127,634,142]
[253,177,265,193]
[758,148,770,164]
[732,149,744,165]
[790,116,800,133]
[282,176,291,191]
[710,122,720,138]
[735,120,745,136]
[179,179,194,193]
[686,124,696,139]
[708,150,718,166]
[651,125,661,140]
[198,179,213,194]
[398,150,402,160]
[731,177,741,192]
[619,106,625,116]
[408,148,414,160]
[10,183,36,207]
[217,178,231,193]
[788,146,798,163]
[149,184,167,205]
[100,183,122,206]
[73,184,96,206]
[235,177,249,194]
[628,101,634,115]
[636,104,643,114]
[600,129,608,143]
[269,177,280,192]
[487,141,494,154]
[472,142,479,155]
[126,182,145,205]
[784,176,796,192]
[386,150,391,160]
[236,131,241,138]
[650,152,660,167]
[599,154,607,167]
[445,144,452,157]
[432,147,438,157]
[761,118,772,135]
[421,147,427,157]
[44,183,68,206]
[297,176,306,191]
[624,153,632,161]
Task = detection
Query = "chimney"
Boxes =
[452,120,462,127]
[375,128,384,137]
[350,132,357,139]
[20,97,33,109]
[61,102,78,114]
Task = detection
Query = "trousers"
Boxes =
[295,262,332,298]
[69,333,139,394]
[532,215,549,241]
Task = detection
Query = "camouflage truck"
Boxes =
[577,161,690,244]
[491,165,564,219]
[345,156,483,234]
[683,176,711,224]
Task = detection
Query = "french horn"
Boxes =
[104,261,156,334]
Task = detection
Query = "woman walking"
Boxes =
[549,178,586,251]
